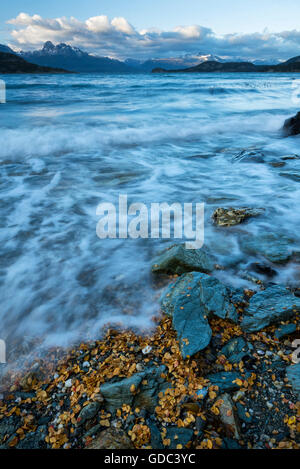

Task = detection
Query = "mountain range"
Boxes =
[0,41,299,74]
[0,51,68,74]
[152,57,300,73]
[19,41,135,73]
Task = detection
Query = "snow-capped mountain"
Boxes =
[19,42,135,73]
[126,53,227,71]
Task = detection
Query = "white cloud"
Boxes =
[6,12,300,60]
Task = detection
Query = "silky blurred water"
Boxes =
[0,72,300,359]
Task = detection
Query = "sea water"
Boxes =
[0,72,300,360]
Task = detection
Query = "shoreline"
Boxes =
[0,248,299,450]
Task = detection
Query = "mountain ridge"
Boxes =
[19,41,136,73]
[152,57,300,73]
[0,51,69,74]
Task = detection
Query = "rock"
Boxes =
[84,424,102,439]
[0,415,20,443]
[240,232,292,263]
[148,421,163,449]
[241,285,300,332]
[279,171,300,182]
[151,244,214,275]
[165,427,194,449]
[233,149,265,163]
[207,372,249,392]
[286,363,300,399]
[86,428,134,449]
[283,112,300,136]
[236,402,252,423]
[248,262,277,278]
[100,366,166,413]
[218,394,240,440]
[161,272,238,358]
[274,324,297,340]
[101,374,143,412]
[16,426,48,449]
[134,366,168,412]
[77,401,100,426]
[19,371,40,391]
[220,337,251,364]
[212,207,264,227]
[65,379,72,388]
[221,438,242,449]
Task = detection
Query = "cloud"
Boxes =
[6,12,300,60]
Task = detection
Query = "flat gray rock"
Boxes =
[100,365,166,413]
[241,285,300,332]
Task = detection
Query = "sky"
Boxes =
[1,1,300,60]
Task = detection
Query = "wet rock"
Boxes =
[84,424,102,439]
[19,371,40,391]
[274,324,297,340]
[100,365,166,413]
[161,272,238,358]
[248,262,277,278]
[236,402,252,423]
[241,285,300,332]
[148,421,163,449]
[134,366,168,412]
[16,426,48,449]
[86,428,134,449]
[221,438,242,449]
[286,363,300,399]
[269,161,286,168]
[207,372,249,392]
[233,149,265,163]
[279,171,300,182]
[218,394,240,440]
[151,244,214,275]
[77,402,100,426]
[220,337,251,364]
[165,427,194,449]
[283,111,300,136]
[240,232,292,264]
[212,207,264,227]
[101,374,143,412]
[0,415,20,443]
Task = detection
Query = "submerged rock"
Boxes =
[212,207,264,227]
[161,272,238,358]
[279,171,300,182]
[240,232,292,263]
[241,285,300,332]
[283,112,300,136]
[286,364,300,399]
[100,365,166,413]
[151,244,214,275]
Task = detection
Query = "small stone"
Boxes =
[65,379,72,388]
[142,346,152,355]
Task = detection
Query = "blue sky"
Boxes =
[2,1,300,60]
